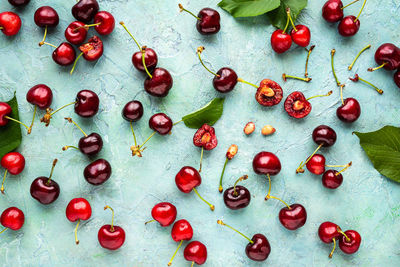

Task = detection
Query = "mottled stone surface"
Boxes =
[0,0,400,266]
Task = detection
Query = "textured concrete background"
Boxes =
[0,0,400,266]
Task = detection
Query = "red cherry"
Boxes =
[284,91,312,119]
[246,234,271,261]
[171,219,193,242]
[75,89,100,117]
[252,151,281,176]
[318,221,341,243]
[322,170,343,189]
[80,35,103,61]
[30,159,60,205]
[98,206,125,250]
[150,202,177,227]
[184,241,207,265]
[0,12,22,36]
[66,197,92,244]
[213,67,238,93]
[149,113,173,135]
[306,154,326,175]
[26,84,53,109]
[395,70,400,88]
[94,11,115,35]
[34,6,59,28]
[279,204,307,230]
[144,68,173,97]
[271,29,292,54]
[52,42,77,66]
[336,98,361,123]
[0,102,12,126]
[290,25,311,47]
[196,8,221,35]
[322,0,344,23]
[0,207,24,231]
[8,0,30,7]
[65,21,87,45]
[132,47,158,72]
[175,166,201,193]
[338,15,360,37]
[1,152,25,175]
[339,230,361,254]
[255,79,283,107]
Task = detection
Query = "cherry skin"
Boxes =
[84,159,112,185]
[336,97,361,123]
[175,166,201,193]
[196,8,220,35]
[1,207,24,230]
[72,0,99,23]
[290,25,311,47]
[80,35,103,61]
[75,90,99,117]
[98,224,126,250]
[279,204,307,230]
[394,70,400,88]
[271,29,292,54]
[322,170,343,189]
[149,113,173,135]
[374,43,400,71]
[338,16,360,37]
[94,11,115,35]
[339,230,361,254]
[213,68,238,93]
[245,234,271,261]
[78,133,103,155]
[318,221,341,243]
[284,91,312,119]
[255,79,283,107]
[122,100,143,122]
[52,42,76,66]
[184,241,207,265]
[1,152,25,175]
[0,12,22,36]
[34,6,59,28]
[8,0,30,7]
[322,0,343,23]
[0,102,11,126]
[144,68,173,97]
[312,125,337,147]
[223,185,251,210]
[65,21,87,45]
[30,177,60,205]
[66,198,92,222]
[306,154,326,175]
[151,202,177,227]
[26,84,53,110]
[171,219,193,242]
[132,47,158,72]
[252,151,281,176]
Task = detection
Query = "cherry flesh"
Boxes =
[144,68,173,97]
[34,6,59,28]
[8,0,30,7]
[339,230,361,254]
[122,100,143,122]
[193,124,218,150]
[1,207,24,230]
[395,70,400,88]
[336,97,361,123]
[279,204,307,230]
[313,125,337,147]
[149,113,173,135]
[26,84,53,110]
[322,170,343,189]
[52,42,76,66]
[72,0,99,23]
[196,8,221,35]
[175,166,201,193]
[213,68,238,93]
[0,102,12,126]
[246,234,271,261]
[78,133,103,155]
[271,29,292,54]
[0,12,22,36]
[306,154,326,175]
[290,25,311,47]
[171,219,193,242]
[338,16,360,37]
[66,198,92,244]
[75,90,99,117]
[30,159,60,205]
[284,91,312,119]
[184,241,207,265]
[65,21,87,45]
[255,79,283,107]
[98,206,125,250]
[373,43,400,71]
[94,11,115,35]
[80,35,103,61]
[150,202,177,227]
[1,152,25,175]
[223,185,251,210]
[84,159,112,185]
[132,47,158,72]
[322,0,344,23]
[252,151,281,176]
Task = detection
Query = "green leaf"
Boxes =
[267,0,308,29]
[182,98,225,129]
[218,0,281,18]
[0,93,22,159]
[354,126,400,183]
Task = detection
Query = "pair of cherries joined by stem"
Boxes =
[319,221,361,257]
[0,12,22,36]
[0,207,24,234]
[368,43,400,89]
[98,205,125,250]
[284,91,332,119]
[30,159,60,205]
[178,4,220,35]
[66,197,92,245]
[0,152,25,194]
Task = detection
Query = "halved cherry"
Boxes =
[70,35,103,74]
[255,79,283,106]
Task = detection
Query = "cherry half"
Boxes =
[84,159,112,185]
[336,97,361,123]
[147,202,177,227]
[70,35,104,74]
[0,207,24,232]
[179,4,220,35]
[255,79,283,107]
[279,204,307,230]
[284,91,332,119]
[1,152,25,194]
[98,205,126,250]
[168,219,193,266]
[193,123,218,172]
[66,198,92,244]
[0,12,22,36]
[339,230,361,254]
[223,175,251,210]
[184,241,208,266]
[72,0,99,23]
[30,159,60,205]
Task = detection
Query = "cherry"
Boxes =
[284,91,332,119]
[8,0,30,7]
[322,0,344,23]
[147,202,177,227]
[255,79,283,107]
[223,175,251,210]
[271,29,292,54]
[149,113,173,135]
[252,151,281,176]
[175,166,215,211]
[338,15,360,37]
[213,68,238,93]
[71,35,104,74]
[319,221,348,257]
[369,43,400,72]
[336,97,361,123]
[184,241,208,266]
[65,21,87,45]
[0,102,32,133]
[322,170,343,189]
[66,197,92,244]
[290,25,311,47]
[179,4,220,35]
[122,100,143,122]
[34,6,59,46]
[394,70,400,88]
[30,159,60,205]
[168,219,193,266]
[0,12,22,36]
[84,159,111,185]
[98,205,126,250]
[72,0,99,23]
[144,68,173,97]
[1,152,25,194]
[306,154,326,175]
[218,144,238,192]
[75,90,100,117]
[26,84,53,110]
[94,11,115,35]
[45,42,76,66]
[339,230,361,254]
[279,204,307,230]
[0,207,24,232]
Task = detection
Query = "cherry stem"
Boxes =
[0,27,3,30]
[38,26,48,46]
[351,74,383,94]
[331,49,342,87]
[40,42,57,48]
[75,22,101,31]
[104,205,115,232]
[196,46,219,77]
[62,145,79,151]
[47,159,58,184]
[51,101,77,116]
[1,170,7,194]
[265,174,291,209]
[70,52,84,75]
[139,131,156,150]
[218,158,228,193]
[144,219,155,225]
[217,220,253,244]
[141,46,152,79]
[130,122,138,147]
[341,0,360,9]
[306,91,332,101]
[173,120,182,126]
[282,73,312,82]
[4,116,30,133]
[337,227,351,242]
[348,44,371,70]
[305,45,315,77]
[178,4,200,20]
[190,261,194,267]
[325,164,348,168]
[368,62,387,72]
[233,175,248,196]
[286,8,297,32]
[339,84,345,105]
[296,144,323,173]
[193,187,215,211]
[28,105,37,134]
[0,228,7,234]
[355,0,367,22]
[74,219,80,245]
[119,22,141,50]
[168,240,183,266]
[282,8,290,33]
[64,117,87,137]
[237,78,258,89]
[336,162,352,176]
[329,238,336,258]
[199,147,204,173]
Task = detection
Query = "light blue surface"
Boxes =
[0,0,400,266]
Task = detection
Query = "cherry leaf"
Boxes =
[182,98,225,129]
[267,0,308,29]
[0,93,22,159]
[218,0,281,18]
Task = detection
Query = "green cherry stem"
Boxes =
[193,187,215,211]
[217,220,254,244]
[141,46,152,78]
[144,219,155,225]
[119,21,141,50]
[4,115,30,133]
[348,44,371,70]
[199,147,204,173]
[282,8,290,33]
[38,26,48,46]
[46,159,58,185]
[237,78,258,89]
[282,73,312,82]
[139,131,156,150]
[40,42,57,48]
[354,0,367,22]
[0,228,7,234]
[70,52,84,75]
[62,145,79,151]
[305,45,315,77]
[64,117,87,137]
[329,238,337,258]
[51,101,77,116]
[196,46,220,77]
[190,261,195,267]
[1,170,8,194]
[233,175,248,196]
[218,158,228,193]
[286,8,297,32]
[168,240,183,266]
[296,144,323,173]
[368,62,387,72]
[178,4,200,20]
[337,227,351,242]
[306,91,332,101]
[331,49,342,87]
[104,205,115,232]
[341,0,360,9]
[173,120,182,126]
[74,219,81,245]
[339,84,345,105]
[350,74,383,94]
[335,162,352,176]
[130,122,138,147]
[265,174,291,209]
[75,22,101,31]
[28,105,37,134]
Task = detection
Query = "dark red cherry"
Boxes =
[66,198,92,222]
[75,90,99,117]
[132,47,158,72]
[30,177,60,205]
[8,0,30,7]
[312,125,337,147]
[322,170,343,189]
[339,230,361,254]
[213,68,238,93]
[184,241,208,265]
[245,234,271,261]
[171,219,193,242]
[395,70,400,88]
[26,84,53,109]
[34,6,59,28]
[0,12,21,36]
[255,79,283,107]
[72,0,99,23]
[223,185,251,210]
[144,68,173,97]
[98,224,125,250]
[149,113,173,135]
[84,159,111,185]
[151,202,177,227]
[279,204,307,230]
[1,152,25,175]
[175,166,201,193]
[284,91,311,119]
[373,43,400,71]
[52,42,76,66]
[322,0,343,23]
[122,100,143,122]
[271,29,292,54]
[196,8,220,35]
[0,102,12,126]
[318,221,341,243]
[336,97,361,123]
[338,16,360,37]
[306,154,326,175]
[252,151,281,176]
[78,133,103,155]
[65,21,87,45]
[1,207,24,230]
[80,35,103,61]
[290,25,311,47]
[94,11,115,35]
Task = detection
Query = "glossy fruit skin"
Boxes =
[30,177,60,205]
[26,84,53,109]
[98,225,126,250]
[290,25,311,47]
[255,79,283,106]
[271,29,292,54]
[322,0,343,23]
[1,152,25,175]
[184,241,207,265]
[339,230,361,254]
[336,98,361,123]
[66,198,92,222]
[318,221,340,243]
[245,234,271,261]
[53,43,76,66]
[80,35,103,61]
[122,100,143,122]
[94,11,115,35]
[132,48,158,72]
[151,202,177,227]
[175,166,201,193]
[1,207,24,230]
[193,124,218,150]
[0,12,22,36]
[0,102,12,126]
[171,219,193,242]
[395,70,400,88]
[72,0,99,23]
[196,8,220,35]
[84,159,111,185]
[223,185,251,210]
[78,133,103,155]
[252,151,281,176]
[306,154,326,175]
[75,90,99,117]
[374,43,400,71]
[213,68,238,93]
[8,0,30,7]
[34,6,59,28]
[284,91,312,119]
[322,170,343,189]
[144,68,173,97]
[312,125,337,147]
[149,113,173,135]
[65,21,87,45]
[338,16,360,37]
[279,204,307,230]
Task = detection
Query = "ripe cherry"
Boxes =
[394,70,400,88]
[336,97,361,123]
[0,102,32,134]
[70,35,104,74]
[306,154,326,175]
[218,144,238,192]
[26,84,53,110]
[213,68,238,93]
[168,219,193,266]
[338,15,360,37]
[223,175,251,210]
[369,43,400,72]
[0,12,22,36]
[271,28,292,54]
[179,4,220,35]
[286,10,311,47]
[147,202,177,227]
[122,100,143,122]
[284,91,332,119]
[72,0,99,23]
[339,230,361,254]
[65,21,87,45]
[30,159,60,205]
[34,6,59,46]
[322,0,344,23]
[8,0,30,7]
[84,159,112,185]
[40,42,76,66]
[252,151,281,176]
[149,113,173,135]
[322,162,351,189]
[318,221,348,258]
[144,68,173,97]
[94,11,115,35]
[1,152,25,194]
[98,205,126,250]
[0,207,24,232]
[184,241,208,266]
[279,204,307,230]
[66,198,92,244]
